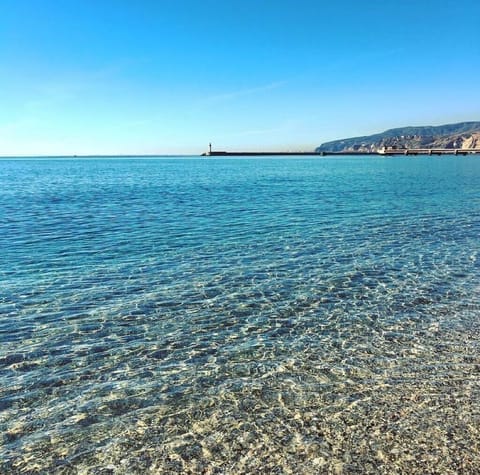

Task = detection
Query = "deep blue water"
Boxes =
[1,156,480,473]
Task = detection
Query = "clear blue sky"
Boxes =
[1,0,479,155]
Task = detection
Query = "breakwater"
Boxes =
[202,149,480,156]
[202,150,375,156]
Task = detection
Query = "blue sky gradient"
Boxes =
[1,0,479,155]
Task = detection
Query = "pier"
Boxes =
[377,148,480,156]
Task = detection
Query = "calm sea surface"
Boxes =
[1,156,480,473]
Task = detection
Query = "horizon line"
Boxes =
[0,153,207,159]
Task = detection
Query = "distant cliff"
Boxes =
[316,122,480,152]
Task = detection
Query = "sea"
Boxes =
[1,156,480,474]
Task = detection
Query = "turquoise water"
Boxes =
[1,156,480,473]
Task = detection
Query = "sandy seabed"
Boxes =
[3,318,480,475]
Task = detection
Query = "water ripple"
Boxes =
[1,157,480,473]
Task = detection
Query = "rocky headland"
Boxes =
[316,121,480,153]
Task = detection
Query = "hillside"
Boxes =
[316,121,480,152]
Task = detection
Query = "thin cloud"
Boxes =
[227,125,291,138]
[204,81,287,103]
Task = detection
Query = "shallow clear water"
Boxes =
[1,156,480,474]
